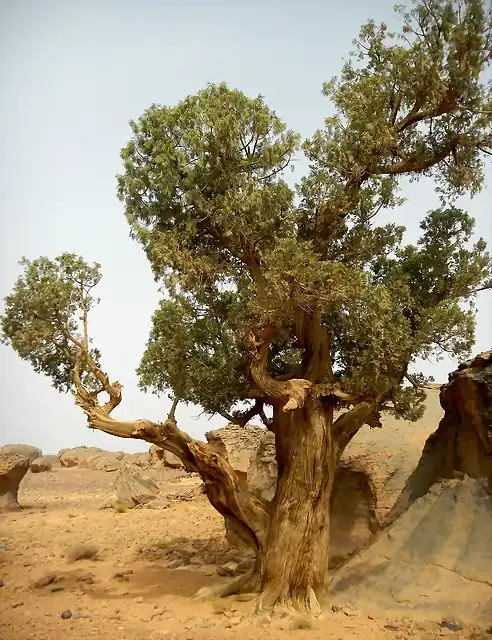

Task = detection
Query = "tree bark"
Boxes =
[252,399,338,613]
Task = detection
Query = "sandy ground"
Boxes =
[0,467,490,640]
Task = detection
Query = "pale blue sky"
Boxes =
[1,0,490,454]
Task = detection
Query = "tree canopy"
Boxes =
[118,0,492,426]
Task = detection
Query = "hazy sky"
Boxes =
[1,0,490,455]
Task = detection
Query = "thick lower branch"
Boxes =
[74,383,271,551]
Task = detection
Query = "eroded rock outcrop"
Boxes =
[115,464,160,508]
[0,444,42,463]
[329,476,492,624]
[389,350,492,522]
[329,353,492,623]
[30,455,60,473]
[149,444,183,470]
[0,453,30,511]
[57,446,104,467]
[206,424,266,474]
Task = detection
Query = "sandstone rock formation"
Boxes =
[329,352,492,623]
[57,446,104,467]
[0,444,42,463]
[389,350,492,522]
[149,444,183,469]
[329,476,492,624]
[205,424,265,474]
[114,464,160,508]
[30,455,60,473]
[0,453,30,511]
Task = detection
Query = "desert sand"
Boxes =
[0,464,490,640]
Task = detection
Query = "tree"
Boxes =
[2,0,492,614]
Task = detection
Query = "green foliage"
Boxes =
[115,1,492,422]
[1,254,102,392]
[2,1,492,428]
[118,82,300,289]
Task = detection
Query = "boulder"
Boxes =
[57,446,104,467]
[85,451,125,471]
[123,452,149,468]
[114,464,160,508]
[30,455,59,473]
[389,350,492,522]
[149,445,183,469]
[247,432,277,501]
[0,444,42,463]
[206,423,266,473]
[0,454,30,511]
[329,476,492,624]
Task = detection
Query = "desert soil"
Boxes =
[0,467,488,640]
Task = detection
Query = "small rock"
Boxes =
[0,579,4,587]
[12,601,24,609]
[440,621,463,631]
[216,566,231,577]
[61,610,72,619]
[77,573,95,584]
[225,616,243,627]
[34,573,58,588]
[341,605,359,617]
[198,620,215,628]
[142,615,154,622]
[113,570,133,580]
[133,596,144,604]
[0,545,11,551]
[51,586,65,593]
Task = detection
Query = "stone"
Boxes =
[115,464,160,508]
[149,445,183,470]
[60,610,72,619]
[0,453,30,511]
[33,573,58,588]
[0,444,42,463]
[85,452,125,471]
[58,446,103,467]
[30,456,57,473]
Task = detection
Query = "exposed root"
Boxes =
[193,570,257,601]
[255,583,325,617]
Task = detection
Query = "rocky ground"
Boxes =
[1,467,491,640]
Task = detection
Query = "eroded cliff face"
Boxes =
[328,352,492,624]
[389,350,492,522]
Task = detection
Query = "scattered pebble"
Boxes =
[12,602,24,609]
[440,621,463,631]
[61,610,72,619]
[0,579,4,587]
[133,596,144,604]
[51,585,65,593]
[77,573,95,584]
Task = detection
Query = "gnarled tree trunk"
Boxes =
[71,337,378,613]
[255,400,338,613]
